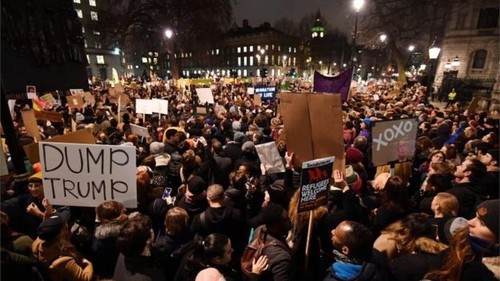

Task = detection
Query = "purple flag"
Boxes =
[313,68,353,102]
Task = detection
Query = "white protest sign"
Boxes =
[8,100,16,113]
[196,88,215,104]
[135,99,153,114]
[247,87,255,95]
[130,124,150,138]
[39,142,137,208]
[371,118,418,166]
[153,99,169,114]
[69,89,84,95]
[255,142,285,174]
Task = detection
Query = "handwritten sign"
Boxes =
[39,142,137,208]
[371,118,418,166]
[196,88,215,104]
[135,99,153,114]
[298,156,335,213]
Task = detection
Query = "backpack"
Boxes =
[167,150,182,178]
[240,227,290,279]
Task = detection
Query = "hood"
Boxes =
[94,221,125,240]
[204,206,231,224]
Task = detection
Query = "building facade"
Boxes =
[73,0,125,82]
[434,0,499,101]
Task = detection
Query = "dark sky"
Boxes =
[233,0,352,34]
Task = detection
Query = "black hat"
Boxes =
[187,176,206,195]
[37,216,64,241]
[261,203,286,226]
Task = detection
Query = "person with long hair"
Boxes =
[424,199,499,280]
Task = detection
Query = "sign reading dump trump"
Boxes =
[298,156,335,213]
[370,118,418,167]
[39,142,137,208]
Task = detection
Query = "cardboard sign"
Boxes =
[130,124,150,137]
[152,98,169,114]
[39,142,137,208]
[196,88,215,104]
[24,128,95,164]
[67,95,84,109]
[0,144,9,176]
[21,110,42,141]
[298,156,335,213]
[255,142,286,174]
[253,95,262,106]
[40,93,56,106]
[83,92,96,106]
[371,118,418,167]
[280,93,344,171]
[135,99,153,114]
[34,110,64,123]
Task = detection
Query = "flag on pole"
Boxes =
[313,68,353,102]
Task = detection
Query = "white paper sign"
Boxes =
[130,124,150,137]
[196,88,215,104]
[135,99,153,114]
[39,142,137,208]
[8,100,16,113]
[153,99,169,114]
[255,142,286,174]
[247,87,255,95]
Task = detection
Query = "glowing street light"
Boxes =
[408,45,415,52]
[164,29,173,39]
[379,34,387,43]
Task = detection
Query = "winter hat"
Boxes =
[75,112,85,122]
[149,141,165,155]
[37,215,64,241]
[29,171,43,182]
[261,203,287,226]
[362,118,371,127]
[476,199,500,241]
[346,147,364,164]
[232,121,242,132]
[241,141,255,153]
[344,165,359,186]
[438,217,469,244]
[187,176,206,195]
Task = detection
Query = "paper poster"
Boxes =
[280,93,344,171]
[247,87,255,95]
[26,85,36,99]
[255,142,286,174]
[69,89,84,95]
[152,99,169,114]
[298,156,335,213]
[0,143,9,176]
[135,99,153,114]
[130,124,150,137]
[370,118,418,167]
[38,142,137,208]
[24,128,95,164]
[66,95,84,109]
[21,110,42,141]
[34,110,64,123]
[196,88,215,104]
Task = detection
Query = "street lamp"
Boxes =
[379,34,387,43]
[164,29,173,39]
[408,45,415,52]
[451,56,460,69]
[426,41,441,99]
[351,0,365,68]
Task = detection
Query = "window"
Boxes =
[249,46,254,52]
[75,9,83,18]
[257,45,261,50]
[84,39,87,48]
[243,56,247,66]
[272,45,275,50]
[89,0,96,6]
[294,47,297,53]
[142,57,148,63]
[264,55,269,64]
[216,49,220,55]
[293,57,296,66]
[238,57,241,66]
[472,49,487,69]
[278,46,281,51]
[265,45,269,50]
[271,55,275,65]
[93,30,100,35]
[82,27,85,33]
[243,69,248,77]
[477,8,499,29]
[243,46,247,52]
[90,11,98,21]
[289,47,292,52]
[74,0,81,3]
[96,55,105,64]
[237,47,241,53]
[250,56,254,66]
[86,55,90,63]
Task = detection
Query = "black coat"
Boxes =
[113,253,166,281]
[389,252,442,281]
[446,182,483,219]
[91,221,124,279]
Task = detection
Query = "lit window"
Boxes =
[278,46,281,51]
[238,69,242,76]
[148,52,153,56]
[84,39,87,48]
[90,11,98,21]
[122,58,126,64]
[243,46,247,52]
[216,49,220,55]
[293,57,296,66]
[142,57,148,63]
[249,46,254,52]
[272,45,275,50]
[190,52,193,57]
[289,47,292,52]
[86,55,90,63]
[155,52,159,57]
[265,45,269,50]
[89,0,96,6]
[250,56,254,66]
[237,47,241,53]
[257,45,261,50]
[294,47,297,53]
[96,55,105,64]
[243,56,247,66]
[74,0,81,3]
[148,58,151,63]
[93,30,100,35]
[271,55,275,65]
[265,55,269,64]
[75,9,83,18]
[243,69,248,77]
[238,57,241,66]
[82,27,85,33]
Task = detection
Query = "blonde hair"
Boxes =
[433,192,459,217]
[165,207,189,236]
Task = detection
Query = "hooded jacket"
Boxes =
[91,221,125,278]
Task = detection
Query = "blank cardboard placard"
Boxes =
[196,88,215,104]
[280,93,344,171]
[130,124,150,137]
[247,87,255,95]
[34,110,64,123]
[152,99,169,114]
[23,128,95,164]
[21,110,42,141]
[255,142,285,174]
[67,95,84,109]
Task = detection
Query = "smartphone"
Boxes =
[162,187,172,199]
[245,177,253,189]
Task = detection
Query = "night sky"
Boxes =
[233,0,352,34]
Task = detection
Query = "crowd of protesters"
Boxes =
[1,74,499,281]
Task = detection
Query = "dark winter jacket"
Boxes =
[91,221,124,278]
[446,182,484,219]
[113,253,166,281]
